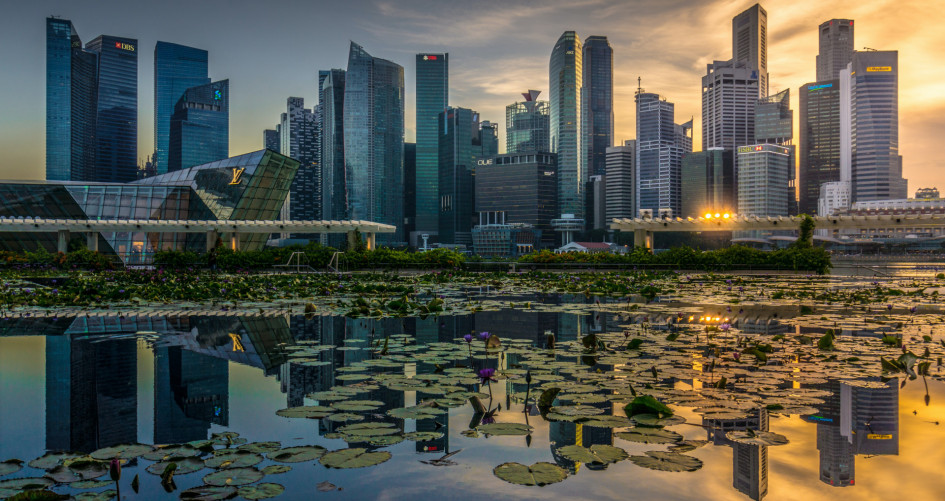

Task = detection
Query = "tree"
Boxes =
[793,214,815,249]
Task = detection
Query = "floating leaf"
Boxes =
[493,462,568,486]
[0,459,23,477]
[267,446,326,463]
[404,431,445,441]
[237,442,282,454]
[205,450,263,469]
[624,395,673,418]
[146,457,205,475]
[261,465,292,475]
[387,406,443,420]
[330,400,385,412]
[89,444,154,461]
[75,490,117,501]
[179,485,238,500]
[275,406,334,419]
[0,477,56,494]
[632,414,686,427]
[578,415,634,428]
[615,428,683,444]
[316,481,338,492]
[628,451,703,472]
[725,430,790,446]
[319,448,392,469]
[538,388,560,408]
[29,453,78,470]
[142,444,199,461]
[328,412,365,423]
[237,483,285,500]
[556,444,628,465]
[477,423,534,436]
[70,479,112,489]
[202,467,263,486]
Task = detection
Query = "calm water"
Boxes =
[1,303,944,500]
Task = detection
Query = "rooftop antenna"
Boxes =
[862,47,878,51]
[636,76,643,95]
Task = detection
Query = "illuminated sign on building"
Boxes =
[114,41,135,52]
[229,167,246,185]
[477,159,494,166]
[808,83,834,91]
[214,90,222,101]
[422,55,438,61]
[866,66,892,72]
[866,433,893,440]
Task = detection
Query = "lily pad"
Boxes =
[179,485,238,500]
[0,477,56,494]
[330,400,385,412]
[615,428,683,444]
[275,406,335,419]
[387,406,444,420]
[29,453,79,470]
[261,465,292,475]
[632,413,687,427]
[237,483,285,500]
[267,446,327,463]
[0,459,23,477]
[556,444,629,465]
[75,490,117,501]
[327,412,365,423]
[338,422,400,440]
[493,462,568,486]
[725,430,790,446]
[577,415,634,428]
[624,395,674,418]
[89,444,154,460]
[205,450,263,469]
[143,444,200,461]
[319,448,392,469]
[365,435,404,447]
[476,422,534,436]
[145,457,205,475]
[202,467,263,486]
[237,442,282,454]
[628,451,703,472]
[404,431,445,441]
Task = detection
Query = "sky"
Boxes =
[1,0,943,193]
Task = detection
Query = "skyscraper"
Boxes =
[263,129,280,152]
[344,42,405,245]
[549,31,584,219]
[582,36,613,178]
[799,80,841,214]
[850,51,906,202]
[817,19,854,81]
[280,97,320,222]
[732,4,768,98]
[702,60,759,152]
[438,107,482,245]
[506,90,550,153]
[480,121,498,158]
[755,89,795,214]
[415,53,448,245]
[737,144,792,217]
[154,42,210,176]
[85,35,138,183]
[605,140,635,224]
[319,69,346,224]
[636,91,692,217]
[681,149,735,218]
[168,80,229,172]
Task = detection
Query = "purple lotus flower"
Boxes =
[719,323,731,331]
[479,331,491,341]
[464,334,473,343]
[910,306,917,314]
[478,368,496,383]
[732,352,741,362]
[887,304,893,310]
[109,459,121,481]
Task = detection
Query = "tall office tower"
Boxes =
[319,69,346,224]
[506,90,550,153]
[732,409,770,500]
[850,51,906,202]
[263,129,280,152]
[414,53,448,245]
[480,121,499,158]
[799,80,841,214]
[636,91,692,217]
[732,4,768,98]
[702,60,759,152]
[755,89,795,213]
[344,42,405,245]
[737,143,792,217]
[605,140,635,224]
[154,346,228,444]
[280,97,320,222]
[85,35,138,183]
[46,17,97,181]
[549,31,584,219]
[817,19,854,81]
[168,80,228,172]
[403,143,417,240]
[154,42,209,175]
[438,107,483,245]
[475,152,558,248]
[681,149,735,218]
[586,175,607,230]
[582,36,613,178]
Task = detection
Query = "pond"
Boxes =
[1,279,944,500]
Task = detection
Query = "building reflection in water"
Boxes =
[704,408,769,501]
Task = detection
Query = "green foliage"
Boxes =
[623,395,674,418]
[794,214,816,249]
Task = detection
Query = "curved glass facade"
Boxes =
[154,42,210,176]
[549,31,583,219]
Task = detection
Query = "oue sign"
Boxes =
[477,159,494,166]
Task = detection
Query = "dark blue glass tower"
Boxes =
[168,80,229,172]
[582,36,613,178]
[438,107,482,245]
[154,42,210,175]
[319,69,346,222]
[414,53,448,244]
[344,43,404,245]
[85,35,138,183]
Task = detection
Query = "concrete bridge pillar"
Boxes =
[347,230,358,250]
[206,230,219,252]
[57,230,70,253]
[634,229,653,250]
[86,232,98,252]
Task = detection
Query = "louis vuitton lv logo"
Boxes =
[229,167,246,185]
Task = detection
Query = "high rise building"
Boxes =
[319,69,346,223]
[475,152,558,248]
[549,31,584,219]
[586,175,607,230]
[414,53,448,245]
[85,35,138,183]
[344,42,405,245]
[755,89,796,214]
[850,51,907,202]
[46,19,137,183]
[737,144,792,217]
[817,19,854,81]
[582,36,613,178]
[636,91,692,217]
[799,80,841,214]
[154,42,209,176]
[480,121,499,158]
[280,97,320,222]
[681,149,735,219]
[263,129,280,152]
[605,140,635,224]
[438,107,482,245]
[702,60,759,152]
[403,142,417,240]
[732,4,768,98]
[168,80,228,172]
[506,90,550,153]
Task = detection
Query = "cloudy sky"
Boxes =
[1,0,943,192]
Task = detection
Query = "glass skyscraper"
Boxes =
[636,92,692,217]
[732,4,768,98]
[817,19,854,82]
[154,42,210,176]
[280,97,320,222]
[582,36,613,178]
[438,107,481,245]
[319,69,346,223]
[506,90,550,153]
[344,42,405,245]
[168,80,229,172]
[85,35,138,183]
[415,53,448,244]
[549,31,584,219]
[799,81,841,214]
[681,149,735,218]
